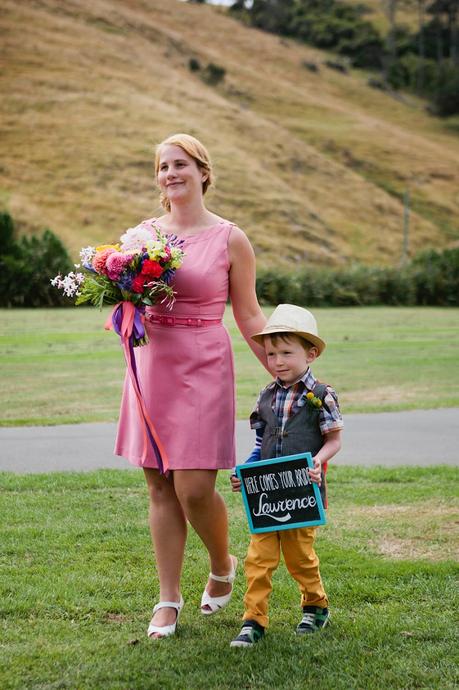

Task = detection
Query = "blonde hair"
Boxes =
[155,133,214,212]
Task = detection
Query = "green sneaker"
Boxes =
[230,620,265,648]
[296,606,330,635]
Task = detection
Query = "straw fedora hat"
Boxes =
[251,304,326,355]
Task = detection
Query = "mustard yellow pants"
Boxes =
[242,527,328,629]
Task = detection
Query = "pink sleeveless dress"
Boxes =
[114,219,236,470]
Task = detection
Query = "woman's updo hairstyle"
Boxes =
[155,133,214,212]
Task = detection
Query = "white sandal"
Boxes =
[147,596,184,639]
[200,555,238,616]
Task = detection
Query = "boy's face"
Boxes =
[264,334,318,386]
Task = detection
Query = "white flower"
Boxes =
[80,246,96,264]
[120,224,154,252]
[51,271,85,297]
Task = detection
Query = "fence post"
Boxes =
[401,189,410,265]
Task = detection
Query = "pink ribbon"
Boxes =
[105,302,169,473]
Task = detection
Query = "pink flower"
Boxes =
[161,244,171,264]
[92,248,116,275]
[105,252,133,280]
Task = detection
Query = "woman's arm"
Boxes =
[228,226,268,369]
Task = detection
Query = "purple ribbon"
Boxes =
[111,303,146,342]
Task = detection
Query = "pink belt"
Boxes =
[146,313,222,328]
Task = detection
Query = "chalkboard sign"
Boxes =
[236,452,326,534]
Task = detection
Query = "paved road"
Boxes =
[0,409,457,473]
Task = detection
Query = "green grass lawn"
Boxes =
[1,466,457,690]
[1,306,458,426]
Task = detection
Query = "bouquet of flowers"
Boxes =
[51,220,185,346]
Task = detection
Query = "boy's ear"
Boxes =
[306,346,319,363]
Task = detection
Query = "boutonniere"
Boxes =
[305,391,322,409]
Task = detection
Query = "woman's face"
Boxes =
[157,144,207,207]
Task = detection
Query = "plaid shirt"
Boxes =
[251,368,343,456]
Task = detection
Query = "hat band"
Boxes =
[263,324,299,333]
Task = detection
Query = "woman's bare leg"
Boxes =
[173,470,233,600]
[143,468,187,633]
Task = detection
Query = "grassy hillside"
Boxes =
[1,0,458,268]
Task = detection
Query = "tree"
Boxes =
[0,212,74,307]
[427,0,459,61]
[382,0,399,80]
[417,0,427,89]
[247,0,296,34]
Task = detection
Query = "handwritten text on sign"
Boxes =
[236,453,326,534]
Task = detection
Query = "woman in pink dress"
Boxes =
[115,133,267,639]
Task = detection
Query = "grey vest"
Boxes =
[258,382,328,504]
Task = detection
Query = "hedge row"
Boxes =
[256,248,459,307]
[1,211,457,307]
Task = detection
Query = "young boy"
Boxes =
[230,304,343,647]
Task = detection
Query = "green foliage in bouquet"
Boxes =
[74,272,177,310]
[75,274,122,309]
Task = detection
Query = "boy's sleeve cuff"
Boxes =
[245,447,262,463]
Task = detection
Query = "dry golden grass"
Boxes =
[1,0,458,267]
[329,503,459,561]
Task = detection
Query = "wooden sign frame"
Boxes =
[236,452,326,534]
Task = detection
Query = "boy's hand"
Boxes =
[230,473,242,492]
[308,456,322,485]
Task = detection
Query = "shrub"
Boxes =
[0,212,16,254]
[430,60,459,117]
[386,56,459,116]
[201,63,226,86]
[256,270,296,305]
[368,77,387,91]
[409,247,459,305]
[302,61,319,72]
[0,212,74,307]
[375,267,416,306]
[388,54,440,93]
[255,247,459,307]
[188,57,201,72]
[324,59,349,74]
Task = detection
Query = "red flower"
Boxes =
[141,259,163,278]
[131,275,145,293]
